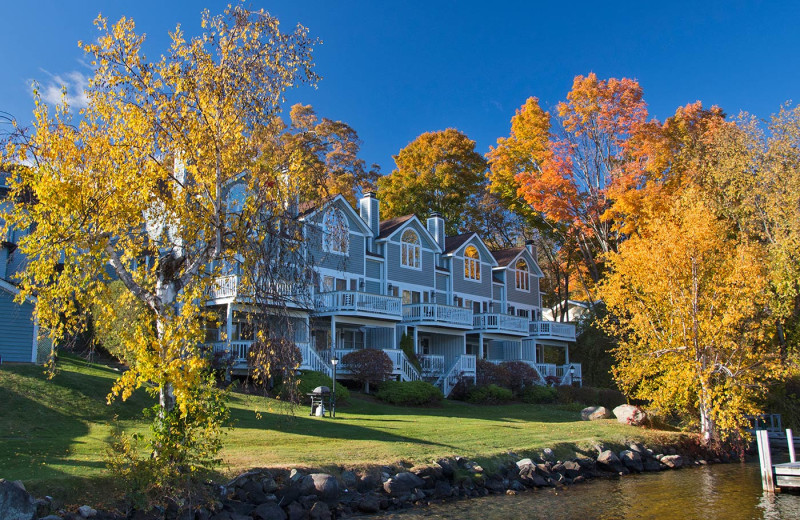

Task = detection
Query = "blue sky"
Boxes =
[1,1,798,173]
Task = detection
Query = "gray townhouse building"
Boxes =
[206,191,578,396]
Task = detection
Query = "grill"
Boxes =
[308,386,331,417]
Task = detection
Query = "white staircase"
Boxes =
[436,355,477,397]
[383,349,422,382]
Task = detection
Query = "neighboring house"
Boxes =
[207,191,579,395]
[0,170,39,364]
[542,300,594,323]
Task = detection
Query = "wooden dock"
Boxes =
[774,462,800,488]
[756,426,800,492]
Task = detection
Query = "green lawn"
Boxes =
[0,355,682,502]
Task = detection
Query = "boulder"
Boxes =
[78,505,98,518]
[517,465,549,487]
[286,501,307,520]
[309,474,339,502]
[252,502,287,520]
[561,460,583,479]
[643,458,663,472]
[357,495,381,514]
[596,450,627,474]
[383,472,424,497]
[661,455,684,469]
[340,471,357,489]
[619,450,644,473]
[0,480,36,520]
[309,502,331,520]
[515,458,534,469]
[613,404,648,426]
[540,448,556,462]
[581,406,613,421]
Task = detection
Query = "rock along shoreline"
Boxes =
[1,439,739,520]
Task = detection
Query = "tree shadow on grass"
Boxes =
[227,404,461,451]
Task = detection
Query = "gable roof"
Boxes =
[377,215,414,239]
[443,232,498,267]
[298,194,372,235]
[491,247,544,277]
[443,233,473,255]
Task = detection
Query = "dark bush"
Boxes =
[476,359,508,387]
[376,380,443,406]
[555,385,626,408]
[522,384,558,404]
[467,384,513,404]
[342,349,394,393]
[275,370,350,404]
[499,361,540,394]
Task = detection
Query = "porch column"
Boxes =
[330,315,336,354]
[391,325,398,350]
[225,303,233,348]
[565,344,570,364]
[413,327,418,355]
[478,333,483,359]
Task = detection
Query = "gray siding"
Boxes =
[307,229,365,276]
[366,327,394,349]
[0,290,34,362]
[366,259,381,279]
[451,258,492,298]
[506,267,537,306]
[435,273,448,291]
[492,283,503,301]
[365,280,381,294]
[385,243,435,287]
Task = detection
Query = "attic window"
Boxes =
[464,245,480,281]
[323,208,349,254]
[515,259,529,291]
[401,229,421,269]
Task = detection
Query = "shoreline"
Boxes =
[9,438,741,520]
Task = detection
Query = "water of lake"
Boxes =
[375,462,800,520]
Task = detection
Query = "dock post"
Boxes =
[788,429,796,464]
[756,429,776,492]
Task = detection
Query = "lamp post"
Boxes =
[331,356,339,417]
[569,365,575,386]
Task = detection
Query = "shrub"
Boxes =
[275,370,350,404]
[499,361,540,394]
[399,333,422,372]
[476,359,507,387]
[554,385,626,408]
[376,380,443,406]
[522,384,558,404]
[467,384,513,404]
[342,349,394,393]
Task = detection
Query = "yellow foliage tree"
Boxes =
[1,6,318,470]
[602,190,786,442]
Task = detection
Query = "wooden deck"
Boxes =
[774,462,800,489]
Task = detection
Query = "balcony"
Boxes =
[472,313,529,336]
[528,320,576,341]
[402,303,473,329]
[314,291,403,319]
[208,274,312,308]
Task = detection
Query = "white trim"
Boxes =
[444,234,499,267]
[376,216,442,253]
[31,317,39,363]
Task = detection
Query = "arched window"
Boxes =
[515,259,529,291]
[464,245,480,281]
[401,229,421,269]
[323,208,349,254]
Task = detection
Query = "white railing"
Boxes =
[210,275,238,299]
[209,340,253,362]
[403,303,473,327]
[298,342,333,377]
[420,355,445,377]
[314,291,402,317]
[536,363,557,378]
[529,321,577,341]
[436,355,477,397]
[473,313,529,334]
[383,349,422,382]
[556,363,582,386]
[208,275,312,306]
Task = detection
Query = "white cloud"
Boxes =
[37,70,89,110]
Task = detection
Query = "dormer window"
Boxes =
[322,208,349,254]
[401,229,421,269]
[515,259,529,291]
[464,245,480,281]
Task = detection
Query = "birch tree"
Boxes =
[2,5,318,468]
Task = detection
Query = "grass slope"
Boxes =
[1,355,682,501]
